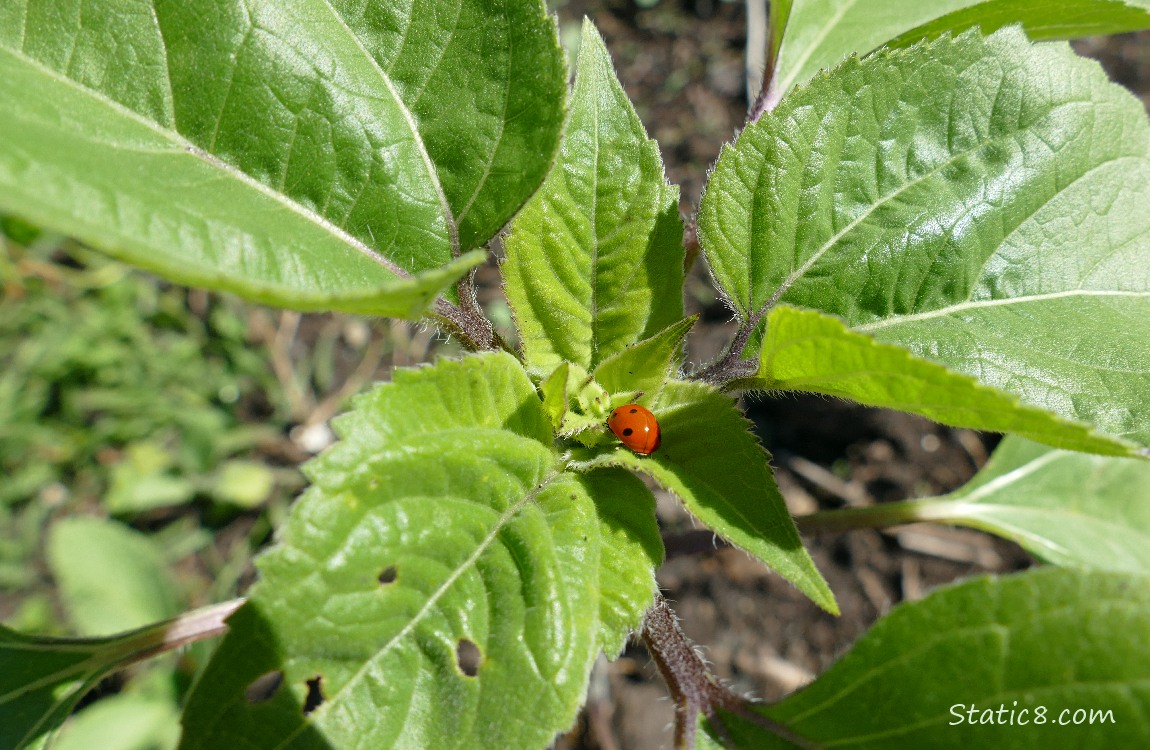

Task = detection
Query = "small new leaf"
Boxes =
[504,20,685,377]
[594,316,696,399]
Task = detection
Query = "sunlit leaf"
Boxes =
[505,20,684,377]
[701,28,1150,453]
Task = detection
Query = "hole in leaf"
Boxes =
[378,565,398,585]
[245,670,284,704]
[456,639,482,677]
[302,675,325,715]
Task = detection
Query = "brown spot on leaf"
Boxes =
[245,670,283,704]
[456,639,482,677]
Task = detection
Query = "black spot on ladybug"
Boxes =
[302,675,325,715]
[622,428,634,436]
[245,670,284,704]
[456,639,482,677]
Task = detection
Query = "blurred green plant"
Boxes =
[0,222,289,639]
[0,224,281,511]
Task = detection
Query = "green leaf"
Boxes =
[540,362,573,431]
[208,460,275,509]
[325,0,568,252]
[0,618,193,750]
[593,316,696,399]
[573,380,837,614]
[747,306,1136,455]
[705,568,1150,748]
[0,625,112,750]
[47,517,182,637]
[919,437,1150,572]
[104,443,197,514]
[179,352,604,749]
[768,0,1150,105]
[581,468,663,657]
[504,20,685,377]
[700,28,1150,451]
[0,1,565,317]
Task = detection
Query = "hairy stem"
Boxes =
[689,303,766,387]
[641,593,815,749]
[433,295,495,352]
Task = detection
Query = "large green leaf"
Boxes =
[922,437,1150,572]
[768,0,1150,106]
[703,568,1150,748]
[47,517,183,637]
[323,0,566,252]
[572,380,837,614]
[0,0,564,317]
[746,306,1136,455]
[700,28,1150,452]
[178,353,605,749]
[504,20,685,377]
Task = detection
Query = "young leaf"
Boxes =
[593,316,696,399]
[504,20,685,377]
[746,306,1137,456]
[47,517,183,637]
[703,568,1150,748]
[0,1,565,317]
[768,0,1150,106]
[179,353,603,750]
[920,436,1150,573]
[701,28,1150,452]
[540,361,573,431]
[573,381,837,615]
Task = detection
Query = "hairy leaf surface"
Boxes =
[179,354,607,749]
[0,0,563,316]
[702,29,1150,451]
[505,21,684,376]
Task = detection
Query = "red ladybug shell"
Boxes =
[608,404,661,455]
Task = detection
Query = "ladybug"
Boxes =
[608,404,661,456]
